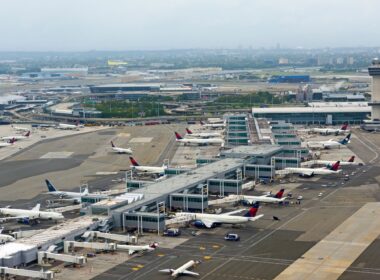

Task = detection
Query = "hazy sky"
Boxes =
[0,0,379,51]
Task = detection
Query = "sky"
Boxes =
[0,0,379,51]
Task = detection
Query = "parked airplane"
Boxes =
[311,123,349,135]
[121,243,158,255]
[159,260,200,278]
[45,179,89,203]
[303,156,362,167]
[0,228,15,244]
[11,125,30,132]
[1,131,30,141]
[111,141,133,154]
[129,157,168,175]
[200,120,225,129]
[185,128,222,138]
[0,138,16,148]
[174,203,263,228]
[239,189,287,204]
[56,121,83,130]
[307,133,351,149]
[0,204,64,224]
[175,132,224,146]
[284,161,341,177]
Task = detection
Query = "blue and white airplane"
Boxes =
[45,179,89,203]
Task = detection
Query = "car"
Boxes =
[318,193,323,197]
[163,228,181,237]
[224,233,240,241]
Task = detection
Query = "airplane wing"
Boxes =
[159,269,174,274]
[182,270,200,276]
[299,170,314,177]
[223,208,246,216]
[200,219,215,228]
[249,214,264,222]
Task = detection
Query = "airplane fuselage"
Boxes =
[0,208,64,221]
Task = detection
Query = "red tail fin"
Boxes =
[245,202,260,217]
[111,141,115,147]
[330,161,340,171]
[200,121,205,125]
[186,128,192,134]
[348,156,355,162]
[129,157,139,166]
[341,123,348,130]
[274,189,285,199]
[174,132,183,140]
[9,138,16,144]
[24,131,30,137]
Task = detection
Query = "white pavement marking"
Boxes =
[40,152,73,159]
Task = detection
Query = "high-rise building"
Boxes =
[368,58,380,120]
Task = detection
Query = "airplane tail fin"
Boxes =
[9,138,16,144]
[111,141,115,148]
[348,156,355,162]
[82,187,89,195]
[129,157,140,166]
[200,120,205,125]
[341,122,349,131]
[274,189,285,199]
[339,133,351,145]
[330,161,340,171]
[24,131,31,137]
[244,202,260,217]
[150,242,159,249]
[45,179,57,192]
[186,128,193,134]
[174,132,183,140]
[32,203,41,211]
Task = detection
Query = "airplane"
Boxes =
[185,128,222,138]
[0,204,64,224]
[284,161,341,177]
[0,228,15,244]
[44,179,89,203]
[159,260,200,278]
[0,138,16,148]
[307,133,351,149]
[303,156,362,167]
[239,189,287,204]
[56,121,84,130]
[311,123,349,135]
[1,131,30,141]
[11,125,30,132]
[120,243,159,255]
[200,120,225,129]
[111,141,133,154]
[129,157,168,175]
[174,132,224,146]
[174,203,263,228]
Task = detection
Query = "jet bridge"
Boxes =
[64,241,116,254]
[82,231,137,244]
[0,267,54,280]
[38,251,87,266]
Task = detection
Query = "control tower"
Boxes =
[368,58,380,120]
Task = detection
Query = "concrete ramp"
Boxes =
[275,202,380,280]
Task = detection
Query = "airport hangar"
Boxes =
[86,144,307,234]
[252,102,371,125]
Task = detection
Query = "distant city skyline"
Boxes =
[0,0,379,51]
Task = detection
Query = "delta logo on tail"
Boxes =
[174,132,184,140]
[129,157,140,166]
[111,141,115,148]
[186,128,193,134]
[274,189,285,199]
[341,122,349,131]
[329,161,340,171]
[24,131,31,137]
[244,202,260,217]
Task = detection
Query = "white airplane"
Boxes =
[200,120,225,129]
[159,260,200,278]
[284,161,341,177]
[303,156,362,167]
[11,125,30,132]
[56,121,84,130]
[0,138,16,148]
[185,128,222,138]
[129,157,168,175]
[120,243,158,255]
[307,133,351,149]
[237,189,287,204]
[0,204,64,224]
[175,132,224,146]
[45,179,89,203]
[1,131,30,141]
[0,228,15,244]
[311,123,349,135]
[111,141,133,154]
[174,203,263,228]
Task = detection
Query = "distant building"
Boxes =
[278,58,289,65]
[90,83,160,93]
[268,75,310,83]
